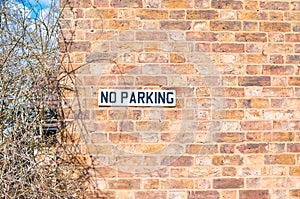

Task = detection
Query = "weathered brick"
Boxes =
[238,76,271,86]
[110,0,142,7]
[212,155,243,166]
[108,179,140,189]
[136,9,168,19]
[170,53,185,63]
[263,43,293,53]
[160,21,191,30]
[138,53,168,63]
[136,31,168,41]
[287,55,300,64]
[212,0,243,9]
[237,11,268,20]
[60,41,91,52]
[263,65,294,75]
[186,32,217,41]
[261,22,291,32]
[263,87,293,97]
[211,21,241,31]
[222,167,237,176]
[169,10,185,19]
[287,143,300,152]
[269,11,283,21]
[260,1,289,10]
[236,33,267,42]
[94,0,109,7]
[214,133,245,143]
[135,191,167,199]
[288,77,300,86]
[290,190,300,197]
[265,154,295,165]
[239,190,269,199]
[243,21,258,31]
[241,121,272,131]
[264,132,294,142]
[286,33,300,42]
[85,9,118,18]
[212,43,244,53]
[285,11,300,21]
[289,166,300,176]
[186,10,219,20]
[188,191,220,199]
[237,143,267,154]
[213,178,244,189]
[162,0,192,8]
[194,0,210,9]
[161,179,194,189]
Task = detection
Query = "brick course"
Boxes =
[61,0,300,198]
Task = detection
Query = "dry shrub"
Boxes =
[0,0,93,198]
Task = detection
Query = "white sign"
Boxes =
[98,89,176,107]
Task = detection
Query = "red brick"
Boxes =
[186,32,217,41]
[110,0,142,7]
[186,10,218,20]
[211,0,243,9]
[211,21,241,31]
[188,191,220,199]
[212,43,244,53]
[240,190,269,199]
[238,76,271,86]
[213,178,244,189]
[236,33,267,42]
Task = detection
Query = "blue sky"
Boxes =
[16,0,55,18]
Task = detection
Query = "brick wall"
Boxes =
[61,0,300,198]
